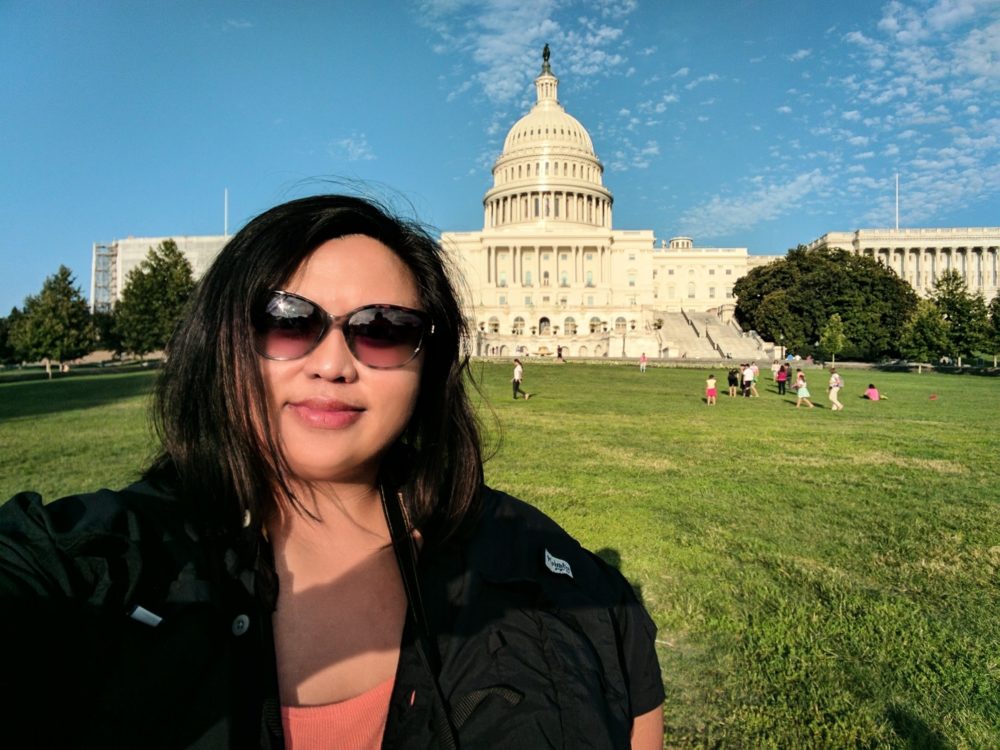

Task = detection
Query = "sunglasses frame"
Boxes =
[253,290,434,369]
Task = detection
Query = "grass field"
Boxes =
[2,363,998,748]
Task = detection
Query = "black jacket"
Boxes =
[0,481,663,749]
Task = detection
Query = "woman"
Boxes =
[794,368,815,409]
[0,195,663,748]
[776,363,789,395]
[827,367,844,411]
[727,367,740,397]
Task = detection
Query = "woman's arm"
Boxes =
[631,704,664,749]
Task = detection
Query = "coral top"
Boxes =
[281,677,394,750]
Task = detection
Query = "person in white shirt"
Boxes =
[512,358,530,400]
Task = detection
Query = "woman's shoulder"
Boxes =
[0,479,191,599]
[455,486,639,607]
[2,479,183,539]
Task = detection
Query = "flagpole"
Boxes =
[895,173,899,230]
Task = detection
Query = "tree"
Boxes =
[92,310,122,355]
[819,313,847,364]
[114,240,195,357]
[0,308,19,365]
[733,246,918,360]
[8,266,95,378]
[987,295,1000,367]
[930,270,989,366]
[898,300,950,373]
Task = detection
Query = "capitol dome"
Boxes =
[483,48,613,230]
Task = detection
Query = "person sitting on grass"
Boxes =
[864,383,886,401]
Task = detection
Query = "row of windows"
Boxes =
[486,316,637,335]
[510,126,586,143]
[658,285,733,299]
[498,160,597,183]
[661,268,734,276]
[497,269,600,287]
[496,294,637,308]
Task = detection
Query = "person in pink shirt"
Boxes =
[864,384,886,401]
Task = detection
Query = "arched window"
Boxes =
[513,316,525,334]
[564,317,577,335]
[539,317,551,334]
[589,316,602,333]
[586,270,594,287]
[543,270,550,286]
[615,317,627,333]
[488,316,499,333]
[560,271,569,286]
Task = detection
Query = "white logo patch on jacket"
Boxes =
[544,549,573,578]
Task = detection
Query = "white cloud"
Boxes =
[672,67,690,78]
[677,170,825,237]
[953,19,1000,81]
[420,0,637,105]
[925,0,997,31]
[776,105,792,114]
[223,18,253,30]
[684,73,719,90]
[330,133,376,162]
[787,49,812,61]
[593,0,638,18]
[842,110,861,121]
[605,135,660,170]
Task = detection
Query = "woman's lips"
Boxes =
[287,399,363,429]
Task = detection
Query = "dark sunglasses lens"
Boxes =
[254,294,324,359]
[347,307,426,367]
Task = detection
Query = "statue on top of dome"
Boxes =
[542,43,552,73]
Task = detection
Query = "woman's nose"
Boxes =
[302,325,359,382]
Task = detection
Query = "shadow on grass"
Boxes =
[0,371,156,421]
[885,704,949,749]
[595,546,648,605]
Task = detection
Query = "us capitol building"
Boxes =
[441,49,779,360]
[91,49,1000,360]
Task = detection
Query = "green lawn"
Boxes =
[2,363,998,748]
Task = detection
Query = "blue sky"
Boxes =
[2,0,998,313]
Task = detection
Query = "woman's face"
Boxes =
[260,235,424,487]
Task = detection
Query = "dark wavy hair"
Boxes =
[146,194,483,542]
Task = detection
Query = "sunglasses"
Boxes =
[252,290,433,368]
